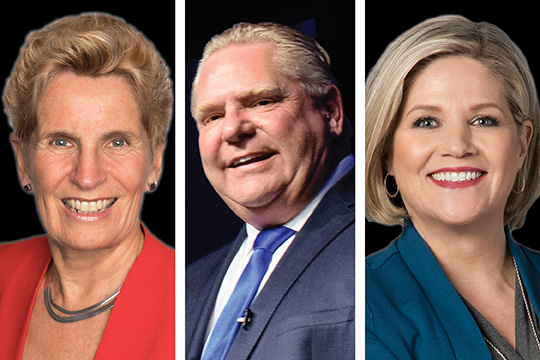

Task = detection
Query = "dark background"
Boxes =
[185,0,355,264]
[1,2,174,248]
[365,4,540,256]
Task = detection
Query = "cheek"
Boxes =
[391,135,432,176]
[198,129,220,166]
[31,153,73,192]
[110,154,153,191]
[272,112,327,155]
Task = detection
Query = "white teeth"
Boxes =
[63,198,116,215]
[431,171,483,182]
[231,153,273,168]
[236,155,256,165]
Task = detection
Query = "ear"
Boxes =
[518,120,533,168]
[320,85,344,138]
[11,134,33,190]
[147,139,165,190]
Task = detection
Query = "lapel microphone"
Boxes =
[236,308,253,329]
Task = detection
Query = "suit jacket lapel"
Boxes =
[186,227,247,359]
[397,224,492,359]
[226,168,355,359]
[508,231,540,322]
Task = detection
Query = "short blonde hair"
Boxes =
[366,15,540,229]
[4,12,173,152]
[190,22,334,120]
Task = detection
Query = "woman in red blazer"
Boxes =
[0,13,174,359]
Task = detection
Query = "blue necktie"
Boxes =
[202,226,295,360]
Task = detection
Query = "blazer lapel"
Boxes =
[397,224,492,359]
[186,227,247,360]
[226,168,355,359]
[509,232,540,321]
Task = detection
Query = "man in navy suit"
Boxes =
[186,22,355,359]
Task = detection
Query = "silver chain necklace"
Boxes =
[44,263,122,323]
[483,257,540,359]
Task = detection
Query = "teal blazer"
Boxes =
[366,223,540,359]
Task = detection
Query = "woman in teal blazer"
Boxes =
[366,224,540,358]
[366,16,540,359]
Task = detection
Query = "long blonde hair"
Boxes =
[365,15,540,229]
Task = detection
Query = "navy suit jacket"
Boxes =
[366,223,540,359]
[186,168,355,360]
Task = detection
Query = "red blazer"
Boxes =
[0,226,175,359]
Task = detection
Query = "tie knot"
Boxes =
[253,226,295,253]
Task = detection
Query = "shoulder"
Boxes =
[0,236,50,292]
[323,165,355,210]
[365,239,413,307]
[516,242,540,279]
[0,236,50,270]
[365,238,442,358]
[366,239,400,270]
[365,232,434,333]
[186,243,232,288]
[0,235,48,253]
[519,242,540,262]
[142,227,174,270]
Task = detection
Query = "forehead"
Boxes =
[405,56,506,106]
[36,72,142,134]
[195,43,285,104]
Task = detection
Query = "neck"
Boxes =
[47,225,145,309]
[411,215,514,291]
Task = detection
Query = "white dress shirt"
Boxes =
[203,154,355,345]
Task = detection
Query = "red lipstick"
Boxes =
[429,167,486,189]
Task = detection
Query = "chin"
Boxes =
[48,223,123,251]
[221,185,281,209]
[433,210,491,229]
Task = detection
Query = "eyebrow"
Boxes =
[404,102,505,118]
[195,86,284,121]
[469,102,505,113]
[39,130,139,143]
[404,105,441,118]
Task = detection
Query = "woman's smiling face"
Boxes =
[389,56,532,231]
[14,72,163,250]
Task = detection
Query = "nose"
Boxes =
[441,122,477,158]
[221,108,256,144]
[71,145,107,190]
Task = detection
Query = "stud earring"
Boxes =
[24,184,33,193]
[148,181,157,192]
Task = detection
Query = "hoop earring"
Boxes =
[148,181,157,192]
[23,184,33,193]
[512,169,526,194]
[384,173,399,199]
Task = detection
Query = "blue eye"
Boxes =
[111,139,125,147]
[53,138,69,147]
[472,116,498,126]
[413,117,439,128]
